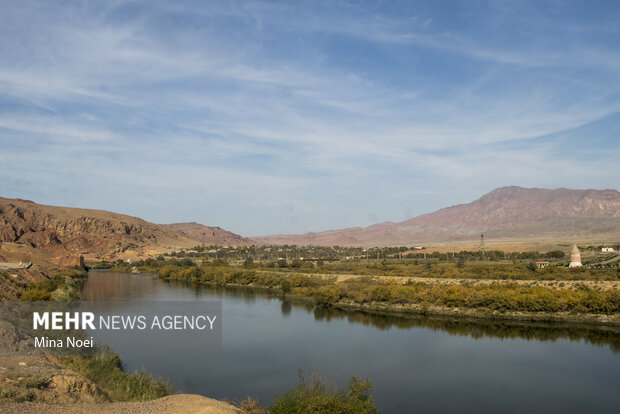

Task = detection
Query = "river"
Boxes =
[81,270,620,413]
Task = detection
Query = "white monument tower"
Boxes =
[569,244,583,268]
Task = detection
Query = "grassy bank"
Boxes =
[230,371,378,414]
[61,349,171,401]
[19,268,87,301]
[270,372,378,414]
[142,260,619,323]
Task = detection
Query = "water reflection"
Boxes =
[80,270,164,301]
[310,306,620,353]
[169,278,620,354]
[83,271,620,353]
[281,301,292,317]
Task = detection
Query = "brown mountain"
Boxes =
[0,197,196,257]
[252,187,620,246]
[163,222,254,246]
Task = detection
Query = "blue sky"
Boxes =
[0,0,619,236]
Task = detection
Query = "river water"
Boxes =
[81,270,620,413]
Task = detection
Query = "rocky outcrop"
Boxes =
[0,197,195,255]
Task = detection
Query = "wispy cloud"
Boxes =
[1,0,619,235]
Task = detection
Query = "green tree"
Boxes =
[243,257,254,268]
[280,279,292,298]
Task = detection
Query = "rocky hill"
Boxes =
[163,222,254,246]
[253,187,620,246]
[0,197,196,257]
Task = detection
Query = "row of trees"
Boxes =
[165,244,569,264]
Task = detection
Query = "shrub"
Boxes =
[236,395,268,414]
[271,373,378,414]
[61,348,171,401]
[20,288,51,301]
[312,286,342,307]
[16,375,51,389]
[13,390,35,402]
[0,387,35,402]
[0,386,15,399]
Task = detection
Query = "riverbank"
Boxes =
[332,298,620,326]
[150,260,620,327]
[1,268,241,413]
[167,278,620,327]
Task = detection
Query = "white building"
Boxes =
[569,244,582,268]
[602,247,616,253]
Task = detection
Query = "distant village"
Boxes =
[160,242,620,270]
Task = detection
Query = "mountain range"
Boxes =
[1,187,618,256]
[252,186,620,246]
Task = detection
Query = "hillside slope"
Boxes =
[0,197,195,257]
[253,187,620,246]
[163,222,254,246]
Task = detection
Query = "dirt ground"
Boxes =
[258,269,620,291]
[0,354,239,413]
[330,273,620,291]
[0,394,239,414]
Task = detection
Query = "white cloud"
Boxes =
[0,0,618,234]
